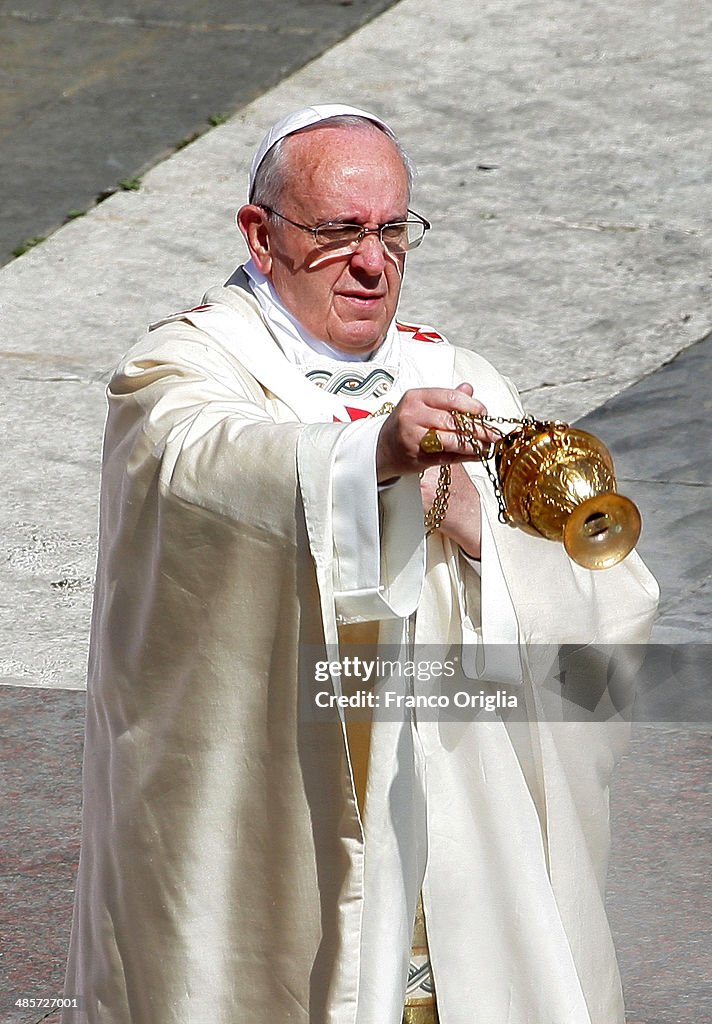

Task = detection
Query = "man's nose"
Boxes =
[350,230,387,274]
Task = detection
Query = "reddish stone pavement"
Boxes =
[1,685,709,1024]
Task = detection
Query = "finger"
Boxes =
[383,388,497,478]
[415,429,494,462]
[394,386,486,426]
[414,413,497,451]
[420,387,489,422]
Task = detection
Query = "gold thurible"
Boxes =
[492,420,641,569]
[436,412,642,571]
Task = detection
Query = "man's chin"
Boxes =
[329,327,387,357]
[329,310,393,352]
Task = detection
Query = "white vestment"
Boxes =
[64,270,658,1024]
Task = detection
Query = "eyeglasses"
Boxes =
[260,205,430,254]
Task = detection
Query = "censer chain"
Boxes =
[427,411,534,531]
[374,406,535,534]
[424,463,452,536]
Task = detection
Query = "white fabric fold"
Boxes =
[158,293,426,626]
[332,417,424,621]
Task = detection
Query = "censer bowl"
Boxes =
[494,422,642,570]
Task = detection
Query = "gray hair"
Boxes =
[250,114,415,208]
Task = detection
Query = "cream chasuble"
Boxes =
[63,269,658,1024]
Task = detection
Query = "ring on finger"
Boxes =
[419,428,444,454]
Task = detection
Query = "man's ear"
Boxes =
[236,204,272,275]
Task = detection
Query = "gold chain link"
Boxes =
[373,405,535,536]
[423,464,452,535]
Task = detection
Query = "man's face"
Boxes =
[246,124,410,356]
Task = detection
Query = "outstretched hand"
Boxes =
[376,382,498,482]
[376,383,497,559]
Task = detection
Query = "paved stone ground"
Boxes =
[0,0,709,1020]
[579,331,712,644]
[607,724,711,1024]
[0,0,399,266]
[2,690,708,1024]
[0,689,83,1023]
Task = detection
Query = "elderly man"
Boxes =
[64,105,658,1024]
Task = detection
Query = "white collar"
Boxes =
[243,259,399,370]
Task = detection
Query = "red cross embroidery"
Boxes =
[396,322,444,343]
[333,406,371,423]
